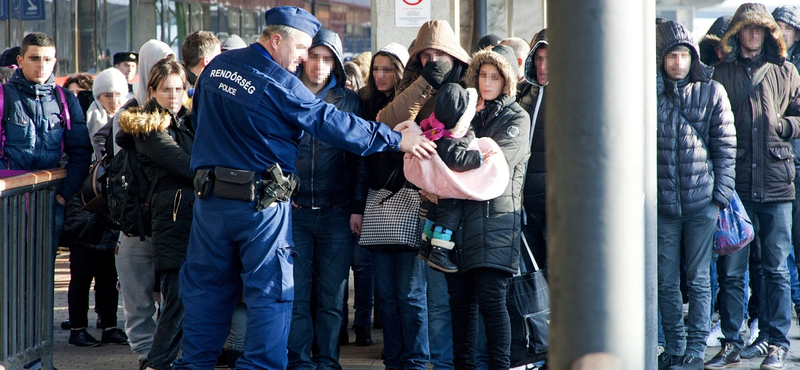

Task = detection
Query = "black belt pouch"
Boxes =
[213,166,257,201]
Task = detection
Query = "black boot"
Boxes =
[427,241,458,273]
[226,349,243,369]
[353,324,373,346]
[418,236,431,261]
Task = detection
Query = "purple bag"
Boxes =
[714,191,754,255]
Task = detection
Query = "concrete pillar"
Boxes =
[547,0,651,369]
[370,0,458,53]
[130,0,157,52]
[643,1,658,369]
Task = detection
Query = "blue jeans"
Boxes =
[288,205,354,370]
[718,201,793,349]
[657,203,716,358]
[352,242,374,328]
[426,268,453,370]
[372,249,429,369]
[174,195,294,370]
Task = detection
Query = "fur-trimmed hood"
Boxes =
[466,49,518,98]
[400,20,471,89]
[118,104,173,136]
[656,20,713,83]
[524,28,547,86]
[699,15,731,66]
[720,3,786,65]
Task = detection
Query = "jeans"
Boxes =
[372,249,429,370]
[67,247,118,329]
[446,267,512,370]
[426,267,453,370]
[288,205,353,370]
[657,203,716,358]
[351,242,374,328]
[116,234,157,359]
[718,201,793,349]
[174,196,294,370]
[147,271,183,370]
[224,303,247,352]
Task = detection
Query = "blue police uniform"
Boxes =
[174,9,402,370]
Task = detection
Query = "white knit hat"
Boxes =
[377,42,410,68]
[93,68,128,100]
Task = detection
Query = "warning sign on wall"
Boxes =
[396,0,431,28]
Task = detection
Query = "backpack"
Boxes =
[0,83,72,171]
[102,110,158,241]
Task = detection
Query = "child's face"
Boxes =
[478,63,503,102]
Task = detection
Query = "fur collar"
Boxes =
[118,104,172,136]
[466,50,517,98]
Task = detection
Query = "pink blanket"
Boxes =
[404,133,509,201]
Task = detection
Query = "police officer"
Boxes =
[173,6,435,370]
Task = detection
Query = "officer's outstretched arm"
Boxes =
[396,121,437,159]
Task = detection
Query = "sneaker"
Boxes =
[658,345,665,356]
[704,342,741,369]
[668,355,703,370]
[746,319,760,346]
[100,328,128,344]
[760,345,787,370]
[658,353,680,370]
[741,337,769,359]
[68,329,100,347]
[706,322,722,347]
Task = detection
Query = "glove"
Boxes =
[420,60,451,90]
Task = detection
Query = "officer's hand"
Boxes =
[397,121,436,159]
[420,60,451,90]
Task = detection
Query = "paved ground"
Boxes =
[48,251,800,369]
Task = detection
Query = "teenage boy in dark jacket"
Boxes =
[654,20,736,370]
[707,3,800,370]
[288,28,368,370]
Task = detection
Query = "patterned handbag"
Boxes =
[359,165,421,250]
[714,191,754,255]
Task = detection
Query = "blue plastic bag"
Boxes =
[713,191,754,255]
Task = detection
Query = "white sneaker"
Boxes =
[706,322,723,347]
[746,319,760,346]
[657,345,665,355]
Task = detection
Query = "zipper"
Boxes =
[673,82,682,217]
[311,137,316,206]
[173,188,182,222]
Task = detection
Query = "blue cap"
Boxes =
[264,6,321,38]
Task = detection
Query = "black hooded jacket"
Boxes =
[712,3,800,203]
[293,29,368,212]
[656,21,737,217]
[520,29,548,214]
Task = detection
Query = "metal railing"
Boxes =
[0,169,65,370]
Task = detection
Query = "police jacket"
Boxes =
[456,95,530,274]
[0,68,92,198]
[656,20,737,217]
[712,3,800,203]
[118,100,194,272]
[190,43,401,175]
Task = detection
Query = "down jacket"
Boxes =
[294,29,367,212]
[117,100,194,272]
[656,21,737,217]
[713,3,800,203]
[520,29,548,215]
[456,50,531,274]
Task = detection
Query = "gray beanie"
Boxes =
[93,68,129,100]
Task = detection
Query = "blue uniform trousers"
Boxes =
[174,195,295,370]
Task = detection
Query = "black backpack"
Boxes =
[103,125,158,241]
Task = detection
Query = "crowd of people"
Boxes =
[4,2,800,370]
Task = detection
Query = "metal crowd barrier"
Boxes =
[0,169,65,370]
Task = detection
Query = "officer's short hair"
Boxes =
[21,32,55,56]
[181,31,220,69]
[260,24,298,42]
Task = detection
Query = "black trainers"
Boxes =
[704,342,741,369]
[68,329,100,347]
[100,328,128,344]
[353,324,373,347]
[741,337,769,359]
[668,355,702,370]
[760,345,787,370]
[657,353,680,370]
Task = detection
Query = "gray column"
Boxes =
[130,0,157,52]
[643,0,658,369]
[547,0,651,369]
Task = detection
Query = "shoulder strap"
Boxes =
[730,63,770,111]
[54,85,71,130]
[529,85,544,148]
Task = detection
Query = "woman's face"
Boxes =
[372,55,396,94]
[97,92,125,116]
[478,63,503,102]
[150,74,184,113]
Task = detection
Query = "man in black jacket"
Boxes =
[287,28,368,370]
[706,4,800,370]
[654,21,736,370]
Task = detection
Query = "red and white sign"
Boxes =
[396,0,431,28]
